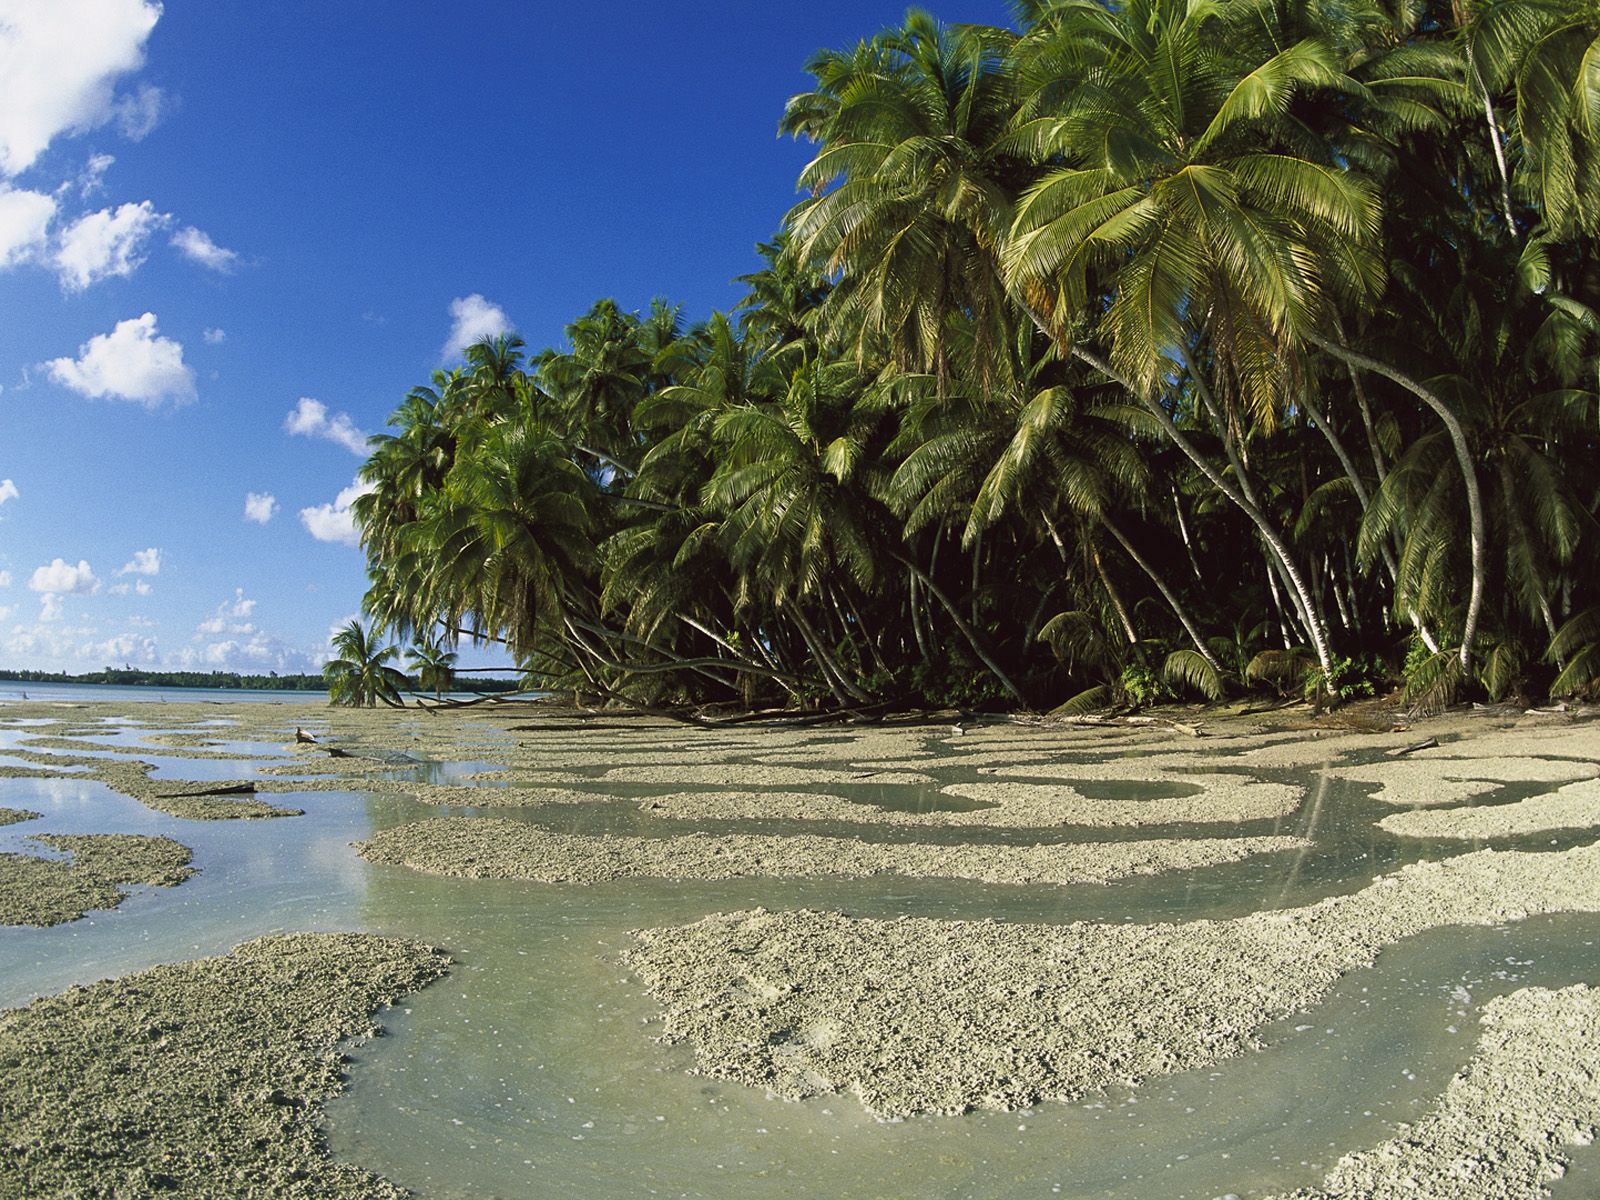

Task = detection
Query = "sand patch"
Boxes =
[0,933,447,1198]
[1331,756,1598,807]
[1379,778,1600,840]
[626,842,1600,1118]
[354,817,1305,887]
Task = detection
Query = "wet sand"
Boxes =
[0,834,194,926]
[1271,984,1600,1199]
[0,933,447,1198]
[626,842,1600,1119]
[356,817,1308,886]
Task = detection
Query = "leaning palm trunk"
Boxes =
[892,551,1027,705]
[1060,342,1338,687]
[1303,332,1487,670]
[1099,515,1223,674]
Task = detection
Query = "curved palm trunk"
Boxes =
[1062,343,1337,684]
[1303,332,1487,670]
[1298,389,1441,651]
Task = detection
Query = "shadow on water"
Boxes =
[1,724,1598,1198]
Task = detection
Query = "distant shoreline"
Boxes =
[0,668,524,695]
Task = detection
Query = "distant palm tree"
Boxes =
[407,639,458,699]
[324,621,407,707]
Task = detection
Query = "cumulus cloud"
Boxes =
[283,397,368,455]
[300,478,373,547]
[172,225,238,272]
[0,479,16,505]
[0,0,162,176]
[28,557,99,595]
[107,578,151,597]
[38,593,65,621]
[196,588,256,635]
[203,327,225,344]
[117,546,159,576]
[243,491,277,524]
[443,293,512,359]
[54,199,167,290]
[0,184,56,268]
[44,312,196,407]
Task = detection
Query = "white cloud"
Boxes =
[0,183,55,268]
[0,0,161,176]
[300,478,373,547]
[0,479,16,505]
[38,593,64,621]
[243,491,277,524]
[117,546,159,575]
[284,397,369,456]
[54,199,167,290]
[45,312,196,408]
[107,578,151,596]
[0,571,10,587]
[196,588,256,635]
[203,327,226,344]
[28,557,99,594]
[172,225,238,272]
[443,293,512,359]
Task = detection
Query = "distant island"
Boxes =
[0,668,525,695]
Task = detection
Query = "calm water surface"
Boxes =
[1,716,1597,1199]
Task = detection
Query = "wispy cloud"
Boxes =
[172,225,238,272]
[300,478,373,547]
[117,546,160,576]
[0,479,17,506]
[284,397,369,455]
[243,492,278,524]
[53,199,168,290]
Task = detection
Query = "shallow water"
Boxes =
[2,720,1598,1199]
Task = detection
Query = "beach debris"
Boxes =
[156,781,256,799]
[1391,737,1440,756]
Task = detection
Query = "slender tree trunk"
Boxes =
[1171,485,1205,582]
[787,603,872,704]
[893,551,1027,705]
[1100,515,1223,673]
[1092,545,1140,644]
[1304,332,1488,669]
[1067,344,1336,679]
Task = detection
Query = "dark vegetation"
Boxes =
[353,0,1600,714]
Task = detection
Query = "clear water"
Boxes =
[1,727,1597,1200]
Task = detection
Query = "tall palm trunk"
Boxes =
[1304,332,1487,669]
[1058,341,1338,686]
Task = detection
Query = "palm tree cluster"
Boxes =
[355,0,1600,712]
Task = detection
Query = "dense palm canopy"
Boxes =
[352,1,1600,712]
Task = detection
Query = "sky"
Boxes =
[0,0,1014,677]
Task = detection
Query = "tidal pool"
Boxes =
[1,709,1598,1199]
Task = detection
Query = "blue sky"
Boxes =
[0,0,1014,676]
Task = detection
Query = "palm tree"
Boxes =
[324,621,408,708]
[407,639,458,699]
